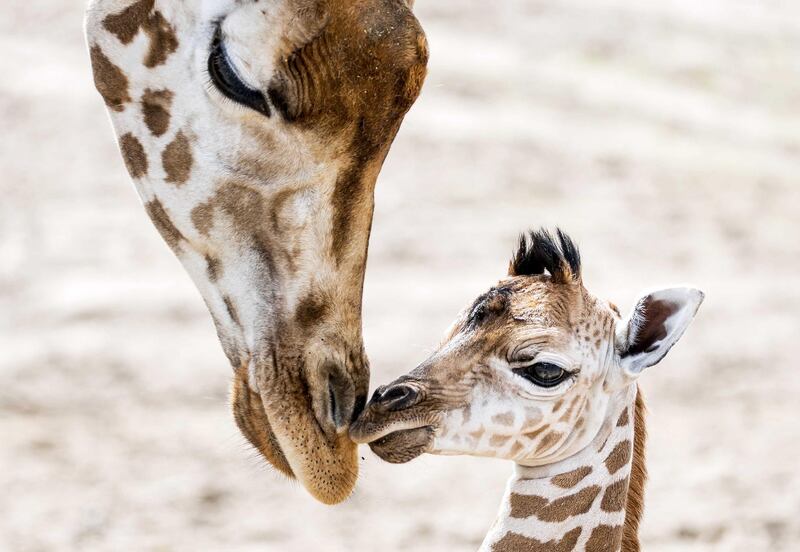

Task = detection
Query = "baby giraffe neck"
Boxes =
[481,386,646,552]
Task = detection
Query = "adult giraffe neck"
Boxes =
[480,386,645,552]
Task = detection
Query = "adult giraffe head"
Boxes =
[85,0,427,504]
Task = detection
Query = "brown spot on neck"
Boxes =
[508,494,548,519]
[142,88,174,137]
[89,46,131,112]
[509,486,601,523]
[601,477,629,512]
[162,131,193,185]
[605,440,632,475]
[119,133,148,178]
[617,407,630,427]
[551,466,592,489]
[492,527,581,552]
[144,198,183,251]
[585,524,623,552]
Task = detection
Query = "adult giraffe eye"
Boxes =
[208,28,271,117]
[513,363,569,388]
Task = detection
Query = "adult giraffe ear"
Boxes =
[615,287,705,375]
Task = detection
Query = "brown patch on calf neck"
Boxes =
[509,486,601,522]
[162,131,193,185]
[551,466,592,489]
[586,524,623,552]
[119,133,148,178]
[142,88,174,137]
[90,46,131,112]
[606,440,633,475]
[493,527,581,552]
[601,477,630,512]
[617,407,630,427]
[509,494,548,519]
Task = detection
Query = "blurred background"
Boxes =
[2,0,799,551]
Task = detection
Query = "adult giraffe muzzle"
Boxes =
[85,0,427,504]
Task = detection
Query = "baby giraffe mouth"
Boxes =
[367,426,435,464]
[350,418,436,464]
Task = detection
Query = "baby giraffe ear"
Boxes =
[616,287,704,375]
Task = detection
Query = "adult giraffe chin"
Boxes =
[85,0,427,504]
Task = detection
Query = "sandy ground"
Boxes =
[2,1,800,550]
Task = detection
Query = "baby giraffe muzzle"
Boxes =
[351,228,704,551]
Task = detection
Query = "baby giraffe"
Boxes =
[351,229,704,552]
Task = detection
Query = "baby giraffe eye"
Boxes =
[513,362,569,388]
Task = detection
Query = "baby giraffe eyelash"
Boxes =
[513,362,576,388]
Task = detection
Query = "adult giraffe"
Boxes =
[85,0,427,504]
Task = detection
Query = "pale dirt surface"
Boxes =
[2,1,799,551]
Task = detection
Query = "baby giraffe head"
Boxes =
[351,229,703,466]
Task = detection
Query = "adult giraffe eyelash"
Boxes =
[205,25,271,117]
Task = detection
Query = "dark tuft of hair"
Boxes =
[508,228,582,283]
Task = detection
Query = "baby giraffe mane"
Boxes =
[623,388,647,552]
[508,228,582,283]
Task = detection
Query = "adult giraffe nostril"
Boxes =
[351,393,368,424]
[374,383,420,412]
[326,368,355,432]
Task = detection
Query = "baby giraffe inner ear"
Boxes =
[616,287,705,375]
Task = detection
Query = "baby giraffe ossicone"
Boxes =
[351,229,704,552]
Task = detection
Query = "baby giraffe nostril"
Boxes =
[370,385,388,404]
[376,384,420,412]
